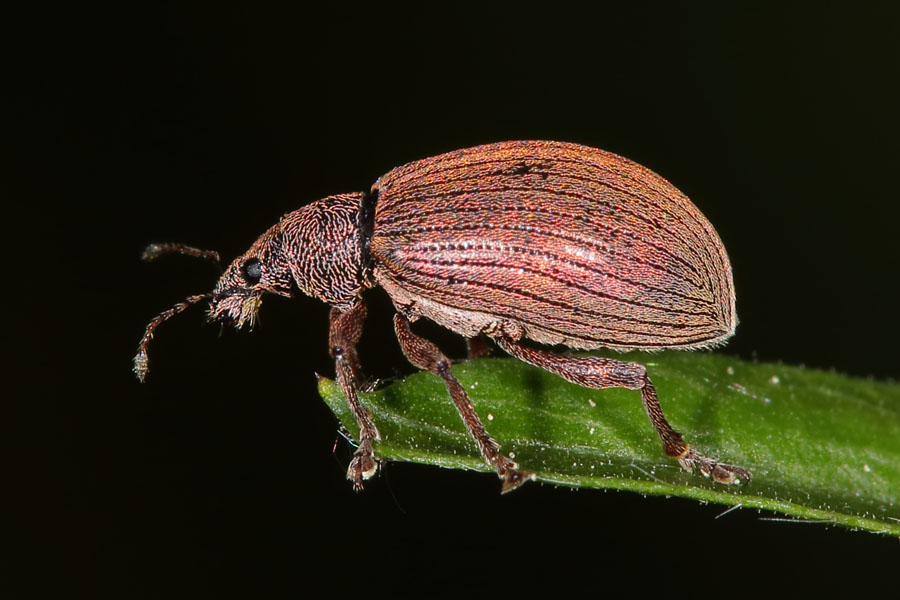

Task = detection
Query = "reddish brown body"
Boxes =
[135,140,749,492]
[371,141,735,351]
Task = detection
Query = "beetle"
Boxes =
[134,140,750,492]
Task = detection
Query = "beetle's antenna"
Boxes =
[141,243,222,271]
[134,293,214,382]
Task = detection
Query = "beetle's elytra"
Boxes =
[135,140,750,491]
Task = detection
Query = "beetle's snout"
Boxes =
[207,251,268,329]
[207,292,263,329]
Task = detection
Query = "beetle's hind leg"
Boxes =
[394,314,534,492]
[491,335,750,485]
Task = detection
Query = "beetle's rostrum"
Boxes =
[135,140,750,491]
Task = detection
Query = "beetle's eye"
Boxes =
[242,258,262,285]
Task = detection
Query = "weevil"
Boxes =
[135,140,750,492]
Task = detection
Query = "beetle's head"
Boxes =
[208,224,295,329]
[134,192,367,382]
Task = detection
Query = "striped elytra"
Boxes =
[371,140,735,351]
[136,140,750,492]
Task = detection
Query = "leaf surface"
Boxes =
[318,351,900,535]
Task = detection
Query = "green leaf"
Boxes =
[317,351,900,535]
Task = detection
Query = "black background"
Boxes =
[8,2,900,596]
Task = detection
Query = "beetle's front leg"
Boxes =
[394,314,533,492]
[329,301,380,490]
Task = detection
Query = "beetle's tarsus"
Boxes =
[677,449,751,485]
[496,455,534,493]
[347,439,379,491]
[500,470,534,493]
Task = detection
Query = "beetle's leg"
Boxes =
[329,306,367,391]
[394,314,534,492]
[465,335,492,360]
[491,336,750,485]
[329,301,380,491]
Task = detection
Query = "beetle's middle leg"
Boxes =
[394,314,533,492]
[330,301,380,491]
[491,335,750,485]
[465,335,492,359]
